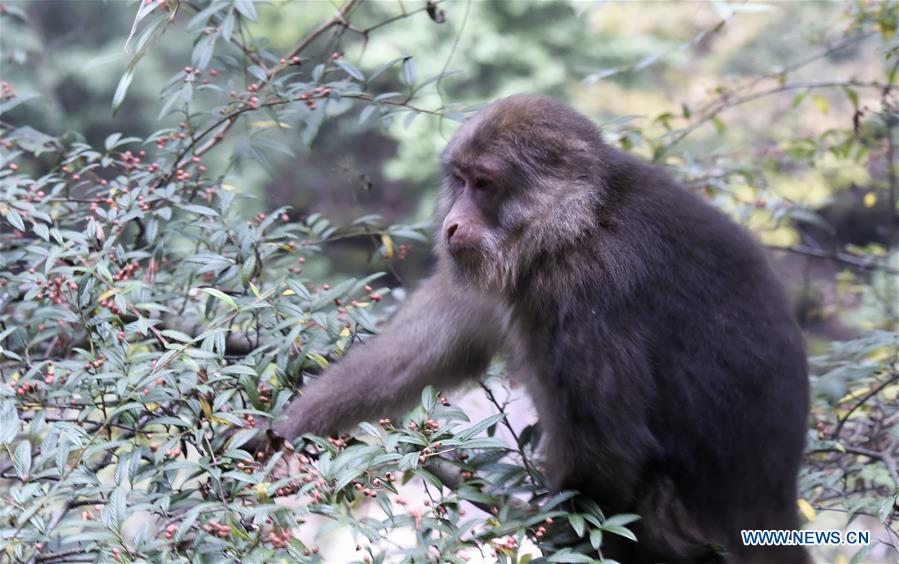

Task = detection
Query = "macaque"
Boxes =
[271,95,810,564]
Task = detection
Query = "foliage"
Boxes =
[0,1,634,562]
[0,0,897,562]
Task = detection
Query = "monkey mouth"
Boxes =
[448,246,484,274]
[449,246,502,290]
[447,243,482,261]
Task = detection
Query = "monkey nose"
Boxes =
[445,223,480,251]
[445,223,459,242]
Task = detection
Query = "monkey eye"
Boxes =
[474,177,492,191]
[449,174,465,189]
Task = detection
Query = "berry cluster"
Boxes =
[84,355,106,371]
[163,522,179,540]
[112,261,141,282]
[274,479,301,497]
[267,527,293,549]
[0,80,16,101]
[325,432,350,449]
[15,381,35,397]
[34,274,77,305]
[532,520,550,540]
[494,536,518,554]
[201,519,232,539]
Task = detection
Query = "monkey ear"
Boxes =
[535,129,591,159]
[548,130,590,153]
[568,138,591,153]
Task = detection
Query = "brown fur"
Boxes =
[274,95,811,564]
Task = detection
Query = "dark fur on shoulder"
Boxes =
[275,94,810,564]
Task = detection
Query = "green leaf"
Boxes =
[234,0,257,21]
[421,386,436,413]
[456,485,496,504]
[602,523,637,542]
[547,551,596,563]
[175,509,201,543]
[849,542,874,564]
[180,204,219,217]
[404,111,419,129]
[222,12,235,41]
[220,364,258,377]
[456,413,506,441]
[711,115,726,135]
[812,93,830,114]
[357,422,382,440]
[604,513,640,527]
[286,279,311,301]
[590,528,603,550]
[844,87,859,110]
[192,34,216,70]
[13,441,31,479]
[200,287,239,310]
[359,104,377,124]
[369,57,404,83]
[0,401,19,443]
[105,132,122,151]
[402,56,416,86]
[337,61,364,81]
[160,329,194,343]
[568,513,586,537]
[106,487,128,528]
[247,65,267,83]
[5,209,25,231]
[180,81,193,103]
[457,437,508,449]
[112,69,134,115]
[0,92,39,115]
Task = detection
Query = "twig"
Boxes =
[669,80,890,148]
[35,548,99,563]
[426,458,531,514]
[158,0,361,187]
[479,382,544,488]
[694,32,876,118]
[767,244,899,275]
[832,371,899,439]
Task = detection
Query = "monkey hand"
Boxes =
[232,419,287,460]
[269,393,331,441]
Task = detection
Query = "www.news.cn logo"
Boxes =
[741,529,870,546]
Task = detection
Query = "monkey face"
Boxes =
[441,166,501,250]
[437,95,604,292]
[437,154,519,290]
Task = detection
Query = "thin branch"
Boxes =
[426,458,531,514]
[669,80,890,148]
[767,244,899,275]
[158,0,361,186]
[832,371,899,439]
[694,32,877,118]
[811,443,899,489]
[35,548,100,563]
[282,0,361,74]
[156,0,449,189]
[479,382,544,488]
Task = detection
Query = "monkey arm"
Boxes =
[271,273,506,440]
